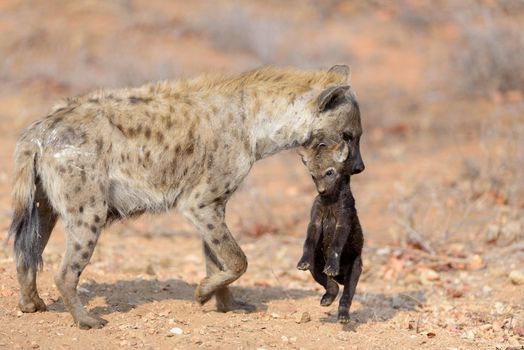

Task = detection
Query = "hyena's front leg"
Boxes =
[187,204,249,311]
[202,240,255,312]
[54,194,108,329]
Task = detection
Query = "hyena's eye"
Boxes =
[325,169,335,177]
[342,132,354,142]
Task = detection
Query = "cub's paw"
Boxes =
[296,257,311,271]
[323,263,340,277]
[338,312,350,324]
[320,293,337,307]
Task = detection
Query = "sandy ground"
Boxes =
[0,1,523,349]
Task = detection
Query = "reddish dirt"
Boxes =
[0,1,523,349]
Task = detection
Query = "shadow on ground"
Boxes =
[319,290,426,332]
[47,278,317,315]
[47,277,425,331]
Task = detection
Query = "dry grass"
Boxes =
[453,12,524,97]
[389,106,524,250]
[188,3,352,67]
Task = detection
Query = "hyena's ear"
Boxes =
[317,85,350,113]
[298,147,313,165]
[331,141,349,163]
[328,65,351,83]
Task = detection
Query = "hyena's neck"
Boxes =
[245,89,317,160]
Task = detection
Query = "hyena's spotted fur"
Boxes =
[9,65,360,329]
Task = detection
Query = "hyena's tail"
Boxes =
[8,141,42,270]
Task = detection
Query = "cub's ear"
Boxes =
[317,85,350,113]
[298,147,313,165]
[332,141,349,163]
[328,65,351,83]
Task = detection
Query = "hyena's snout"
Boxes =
[352,152,365,174]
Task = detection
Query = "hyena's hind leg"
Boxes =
[17,181,58,313]
[53,186,108,329]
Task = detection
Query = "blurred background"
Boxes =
[1,0,522,253]
[0,1,523,347]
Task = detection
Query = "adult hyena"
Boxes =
[9,65,363,329]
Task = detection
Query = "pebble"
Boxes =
[509,270,524,285]
[479,324,492,332]
[191,336,202,344]
[494,302,505,315]
[295,311,311,324]
[420,269,439,285]
[467,255,484,270]
[460,329,475,340]
[169,327,183,335]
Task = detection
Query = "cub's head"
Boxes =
[299,141,349,198]
[309,65,365,175]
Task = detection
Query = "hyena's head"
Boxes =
[309,65,364,175]
[299,141,350,198]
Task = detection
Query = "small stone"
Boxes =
[460,330,475,340]
[30,341,39,349]
[16,311,23,317]
[281,335,289,343]
[271,312,280,319]
[481,285,492,295]
[191,336,202,344]
[169,327,183,335]
[77,287,90,294]
[467,255,484,270]
[420,269,439,285]
[494,302,505,315]
[479,324,492,332]
[145,264,156,276]
[295,311,311,324]
[509,270,524,285]
[376,247,391,255]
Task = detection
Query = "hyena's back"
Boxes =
[12,92,199,264]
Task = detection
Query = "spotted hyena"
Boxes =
[296,141,364,323]
[9,65,362,329]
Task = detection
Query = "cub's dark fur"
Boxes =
[297,141,364,323]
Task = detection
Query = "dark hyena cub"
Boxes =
[297,141,364,323]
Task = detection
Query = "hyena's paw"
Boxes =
[296,256,311,271]
[77,314,108,330]
[215,287,256,313]
[194,278,214,306]
[19,296,47,313]
[338,311,350,324]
